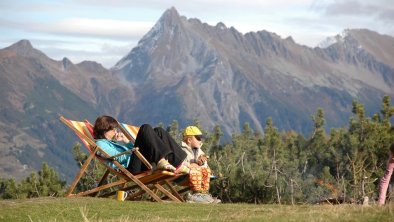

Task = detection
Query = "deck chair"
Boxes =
[60,116,184,202]
[119,122,191,200]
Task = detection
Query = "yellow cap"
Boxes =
[183,126,203,136]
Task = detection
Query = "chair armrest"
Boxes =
[106,149,134,160]
[98,147,153,170]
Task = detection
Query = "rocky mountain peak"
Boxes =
[113,7,187,75]
[160,7,181,22]
[11,39,33,49]
[216,22,227,30]
[317,30,349,48]
[77,61,106,73]
[144,6,183,39]
[6,39,47,59]
[62,57,73,71]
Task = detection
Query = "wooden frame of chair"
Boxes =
[85,119,186,202]
[60,116,183,202]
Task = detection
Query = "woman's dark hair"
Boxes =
[93,115,119,139]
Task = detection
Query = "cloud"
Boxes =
[29,38,134,68]
[313,0,394,23]
[377,7,394,23]
[0,17,153,41]
[48,18,153,39]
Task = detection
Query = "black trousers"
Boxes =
[127,124,186,173]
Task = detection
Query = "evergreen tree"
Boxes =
[308,108,328,173]
[206,124,223,155]
[261,118,287,204]
[168,120,180,141]
[282,130,305,204]
[0,163,65,199]
[1,178,18,199]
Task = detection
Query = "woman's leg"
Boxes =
[134,124,170,164]
[126,154,145,174]
[153,127,187,167]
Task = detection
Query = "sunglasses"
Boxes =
[194,135,203,141]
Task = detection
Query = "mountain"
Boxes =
[112,7,394,135]
[0,40,135,180]
[0,7,393,181]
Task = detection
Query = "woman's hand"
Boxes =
[114,132,130,144]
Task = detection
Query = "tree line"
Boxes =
[0,96,393,204]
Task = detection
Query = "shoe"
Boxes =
[200,193,221,203]
[212,197,222,203]
[175,164,190,175]
[157,159,176,172]
[185,193,211,204]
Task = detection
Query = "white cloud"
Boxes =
[0,17,153,40]
[32,38,135,68]
[47,18,153,39]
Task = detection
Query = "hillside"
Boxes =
[0,40,127,179]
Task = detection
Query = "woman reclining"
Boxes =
[93,115,189,174]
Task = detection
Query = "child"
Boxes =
[181,126,220,203]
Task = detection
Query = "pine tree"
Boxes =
[308,108,328,172]
[168,120,180,141]
[262,118,286,204]
[2,178,18,199]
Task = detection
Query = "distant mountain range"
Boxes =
[0,7,393,181]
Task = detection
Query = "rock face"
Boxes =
[113,7,393,135]
[0,7,393,180]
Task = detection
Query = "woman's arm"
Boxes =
[96,140,131,165]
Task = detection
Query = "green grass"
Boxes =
[0,197,393,222]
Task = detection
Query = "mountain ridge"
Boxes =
[113,8,393,136]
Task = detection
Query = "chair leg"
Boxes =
[154,183,182,202]
[117,164,164,202]
[164,180,185,202]
[66,151,96,197]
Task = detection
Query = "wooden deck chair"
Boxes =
[84,119,187,202]
[118,122,191,201]
[60,116,183,202]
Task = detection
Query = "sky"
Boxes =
[0,0,393,68]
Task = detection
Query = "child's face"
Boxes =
[191,135,203,148]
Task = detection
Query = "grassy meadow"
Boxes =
[0,197,393,222]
